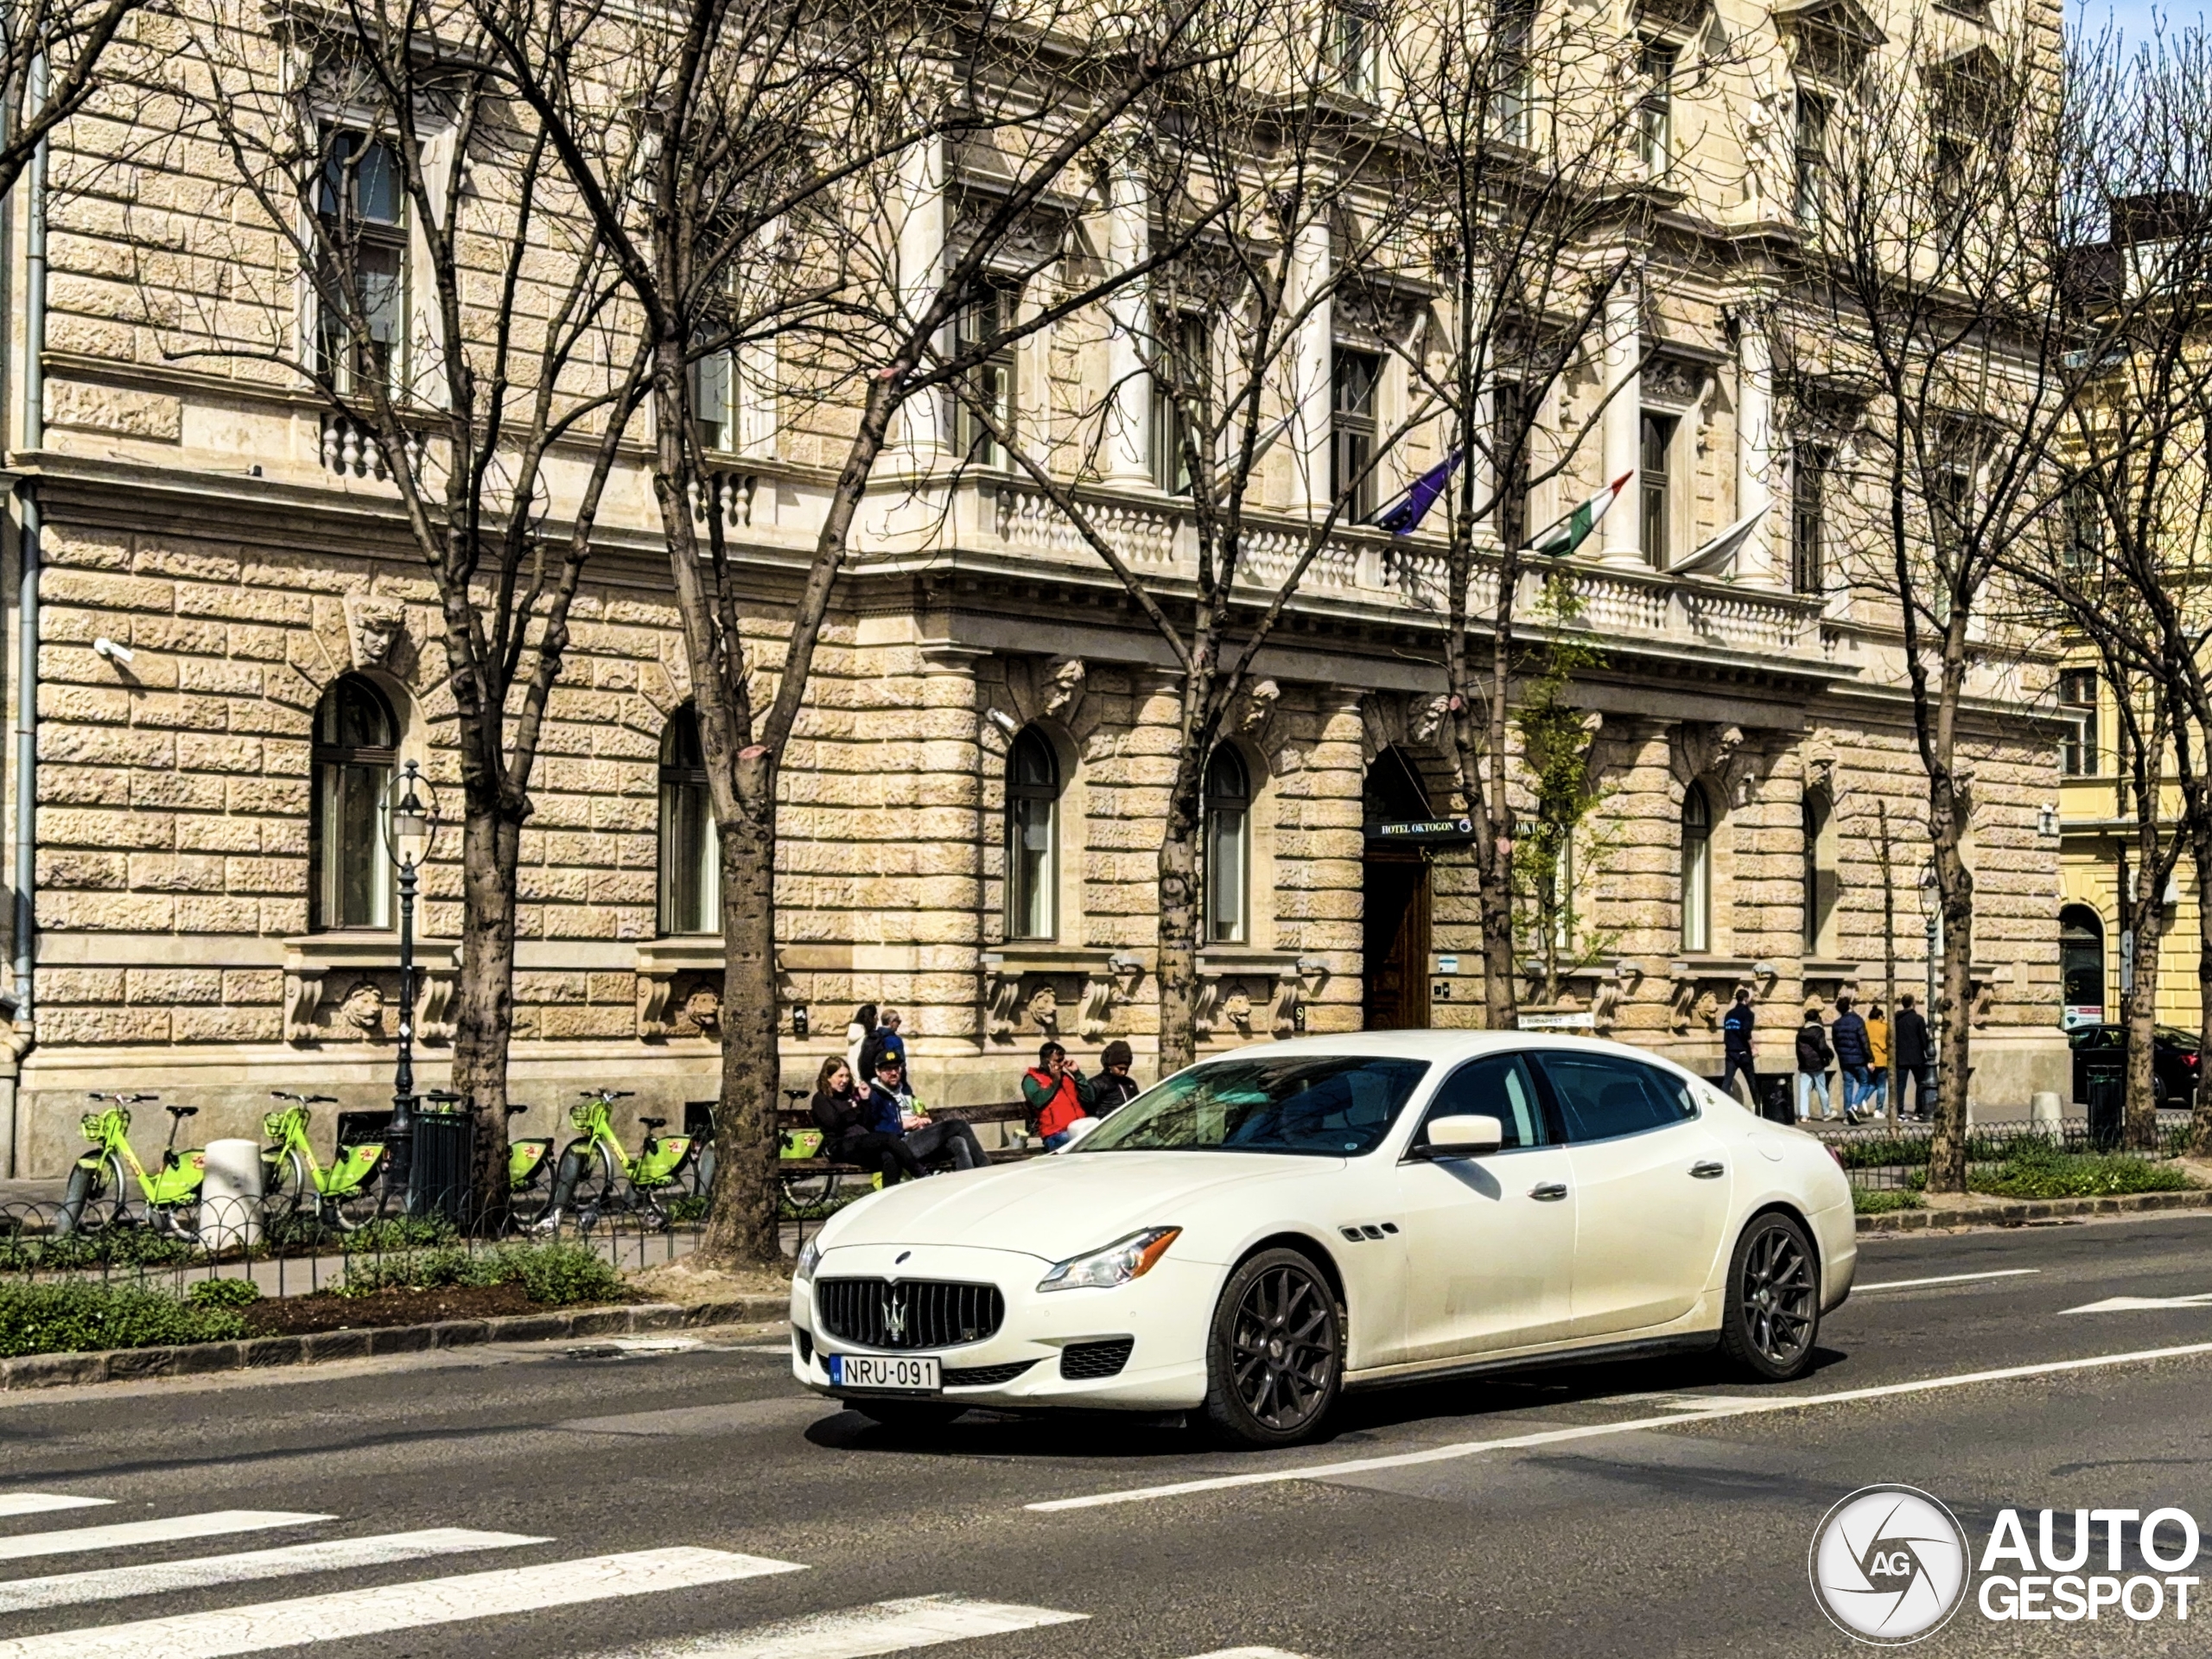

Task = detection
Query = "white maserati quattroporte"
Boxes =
[789,1033,1854,1446]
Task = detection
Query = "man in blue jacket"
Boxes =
[1830,994,1873,1124]
[1721,987,1759,1110]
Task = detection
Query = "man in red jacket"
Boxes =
[1021,1041,1096,1149]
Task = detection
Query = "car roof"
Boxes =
[1180,1030,1686,1069]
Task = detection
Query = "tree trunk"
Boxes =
[1156,728,1207,1075]
[2194,826,2212,1157]
[451,799,519,1218]
[1477,856,1517,1031]
[2124,861,2168,1151]
[699,789,782,1265]
[1924,834,1974,1193]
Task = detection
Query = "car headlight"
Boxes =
[795,1236,822,1281]
[1038,1227,1181,1293]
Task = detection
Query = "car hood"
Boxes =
[817,1150,1341,1263]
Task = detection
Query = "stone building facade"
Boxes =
[0,0,2072,1174]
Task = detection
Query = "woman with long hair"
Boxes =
[843,1003,878,1081]
[810,1053,922,1184]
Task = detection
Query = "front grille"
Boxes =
[943,1359,1037,1388]
[815,1278,1004,1351]
[1059,1338,1135,1380]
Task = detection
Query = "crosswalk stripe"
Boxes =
[1179,1649,1315,1658]
[0,1546,805,1659]
[603,1593,1086,1658]
[0,1511,330,1564]
[0,1497,111,1521]
[0,1527,547,1614]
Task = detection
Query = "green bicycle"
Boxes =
[56,1094,208,1237]
[502,1103,556,1229]
[260,1093,386,1232]
[542,1090,695,1229]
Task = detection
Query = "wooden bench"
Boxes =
[774,1098,1041,1179]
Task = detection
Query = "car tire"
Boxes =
[1719,1211,1821,1382]
[1202,1247,1343,1449]
[850,1400,965,1434]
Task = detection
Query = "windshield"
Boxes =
[1073,1055,1432,1157]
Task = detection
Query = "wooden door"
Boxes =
[1363,854,1431,1030]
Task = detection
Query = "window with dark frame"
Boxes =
[2059,668,2100,777]
[1007,727,1060,941]
[953,277,1020,467]
[310,676,397,931]
[1204,746,1251,944]
[1795,91,1830,225]
[1332,347,1382,519]
[1680,783,1712,953]
[1150,313,1210,495]
[1325,2,1379,98]
[658,706,720,934]
[1492,0,1536,145]
[1640,411,1675,567]
[1791,442,1832,594]
[1637,41,1676,175]
[316,130,408,395]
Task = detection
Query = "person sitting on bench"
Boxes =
[810,1057,924,1185]
[866,1053,985,1173]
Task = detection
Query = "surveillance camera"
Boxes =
[92,637,135,665]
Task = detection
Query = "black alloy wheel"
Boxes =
[1719,1211,1820,1381]
[1204,1247,1343,1448]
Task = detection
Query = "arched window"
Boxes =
[658,707,719,935]
[1204,746,1251,944]
[310,675,397,931]
[2060,903,2105,1022]
[1680,783,1712,953]
[1006,727,1059,940]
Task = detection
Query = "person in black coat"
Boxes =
[810,1056,924,1184]
[1796,1007,1836,1122]
[1830,994,1872,1122]
[1892,995,1936,1121]
[1721,988,1758,1110]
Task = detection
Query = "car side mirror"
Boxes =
[1417,1114,1504,1159]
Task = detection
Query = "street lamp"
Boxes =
[380,760,440,1206]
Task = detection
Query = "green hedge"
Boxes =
[1970,1143,2195,1200]
[0,1282,247,1357]
[1852,1189,1923,1216]
[337,1241,625,1306]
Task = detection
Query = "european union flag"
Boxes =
[1371,450,1464,536]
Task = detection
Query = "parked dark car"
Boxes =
[2069,1024,2200,1107]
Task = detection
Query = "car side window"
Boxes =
[1416,1053,1546,1150]
[1536,1053,1695,1144]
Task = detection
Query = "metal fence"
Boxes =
[1811,1111,2196,1192]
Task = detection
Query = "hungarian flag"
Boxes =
[1527,472,1633,557]
[1371,449,1464,536]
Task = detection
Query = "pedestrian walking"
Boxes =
[1720,988,1759,1110]
[865,1052,985,1172]
[1796,1006,1836,1122]
[1893,994,1936,1120]
[1021,1041,1095,1150]
[810,1056,924,1185]
[1831,995,1872,1123]
[1866,1003,1891,1118]
[843,1003,878,1081]
[859,1009,906,1082]
[1091,1039,1142,1116]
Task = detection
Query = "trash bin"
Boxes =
[2083,1057,2125,1150]
[408,1094,477,1223]
[1762,1075,1796,1125]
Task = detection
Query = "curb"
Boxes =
[0,1294,791,1392]
[1857,1186,2212,1234]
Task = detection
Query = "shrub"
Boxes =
[335,1240,624,1306]
[0,1282,246,1357]
[503,1243,626,1306]
[187,1278,262,1309]
[1853,1189,1923,1215]
[1972,1141,2195,1201]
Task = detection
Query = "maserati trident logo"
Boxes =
[1810,1485,1971,1645]
[881,1287,909,1343]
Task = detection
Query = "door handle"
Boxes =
[1690,1160,1726,1179]
[1529,1181,1569,1202]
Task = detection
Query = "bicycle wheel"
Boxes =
[779,1164,842,1215]
[56,1157,121,1236]
[571,1141,620,1230]
[327,1169,388,1232]
[261,1149,310,1236]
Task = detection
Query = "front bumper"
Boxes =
[790,1241,1213,1412]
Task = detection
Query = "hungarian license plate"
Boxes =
[828,1353,940,1393]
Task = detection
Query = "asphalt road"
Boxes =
[2,1214,2211,1657]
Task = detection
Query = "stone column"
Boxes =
[1103,157,1153,486]
[1735,313,1783,588]
[916,641,988,1075]
[1287,217,1335,518]
[892,137,948,464]
[1600,277,1643,567]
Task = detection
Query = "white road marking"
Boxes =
[734,1344,795,1353]
[569,1337,703,1357]
[0,1527,547,1614]
[0,1496,111,1519]
[1854,1268,2042,1293]
[1027,1338,2212,1513]
[1179,1650,1314,1658]
[0,1546,806,1659]
[605,1593,1085,1657]
[0,1510,330,1562]
[2063,1293,2212,1314]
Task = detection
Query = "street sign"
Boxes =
[1366,817,1476,843]
[1519,1011,1595,1031]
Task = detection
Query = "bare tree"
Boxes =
[1,0,148,207]
[1779,18,2080,1191]
[168,0,650,1206]
[498,0,1227,1261]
